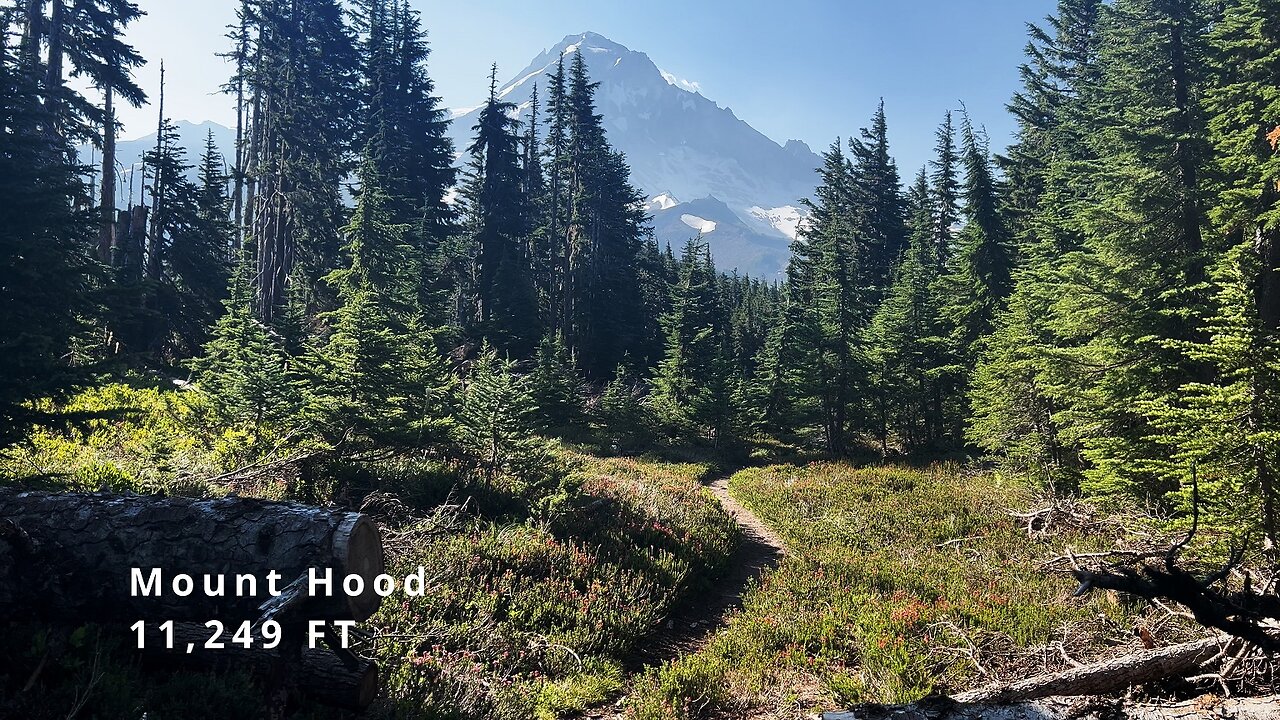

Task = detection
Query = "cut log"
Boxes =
[822,694,1280,720]
[0,490,384,622]
[953,635,1229,704]
[136,622,379,711]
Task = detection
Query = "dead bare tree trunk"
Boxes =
[822,635,1256,720]
[98,85,116,263]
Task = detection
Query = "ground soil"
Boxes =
[629,469,787,663]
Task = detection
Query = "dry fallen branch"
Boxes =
[822,694,1280,720]
[953,634,1232,704]
[1068,471,1280,653]
[936,535,986,549]
[927,621,990,677]
[1007,499,1096,537]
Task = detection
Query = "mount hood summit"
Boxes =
[448,31,820,277]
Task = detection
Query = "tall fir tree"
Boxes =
[558,52,650,376]
[969,0,1104,482]
[1141,0,1280,543]
[940,114,1014,368]
[0,35,101,448]
[356,0,455,316]
[650,238,738,446]
[929,111,961,268]
[865,168,949,453]
[796,141,863,453]
[461,65,540,357]
[239,0,361,323]
[1045,0,1213,498]
[849,99,908,307]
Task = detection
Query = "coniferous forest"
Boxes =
[5,0,1280,718]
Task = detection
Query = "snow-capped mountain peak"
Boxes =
[448,31,820,277]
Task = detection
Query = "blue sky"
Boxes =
[114,0,1057,176]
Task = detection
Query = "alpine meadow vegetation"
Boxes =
[4,0,1280,717]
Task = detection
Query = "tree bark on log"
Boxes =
[823,694,1280,720]
[954,635,1229,704]
[0,490,384,622]
[136,622,379,711]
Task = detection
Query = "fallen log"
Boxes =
[0,490,384,623]
[136,622,379,711]
[822,694,1280,720]
[953,634,1230,704]
[819,635,1239,720]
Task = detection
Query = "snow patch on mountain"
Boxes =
[680,214,717,234]
[748,205,804,241]
[649,193,679,211]
[659,69,701,94]
[499,69,543,100]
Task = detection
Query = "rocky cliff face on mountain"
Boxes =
[449,31,819,277]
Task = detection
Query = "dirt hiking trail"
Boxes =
[629,468,787,663]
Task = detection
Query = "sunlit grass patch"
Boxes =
[627,463,1140,719]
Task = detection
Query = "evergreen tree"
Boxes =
[849,99,908,306]
[196,129,234,260]
[1045,0,1213,498]
[193,254,300,429]
[940,114,1014,366]
[969,0,1104,482]
[240,0,361,323]
[456,346,548,484]
[0,39,100,448]
[650,239,739,446]
[77,0,149,263]
[967,281,1076,483]
[865,168,949,453]
[929,111,961,268]
[1001,0,1102,257]
[115,115,230,362]
[306,162,451,448]
[595,363,648,449]
[19,0,147,143]
[461,65,540,357]
[1140,0,1280,542]
[797,141,863,454]
[540,54,570,335]
[1146,244,1280,542]
[529,332,582,427]
[756,225,823,443]
[356,0,455,310]
[558,52,650,376]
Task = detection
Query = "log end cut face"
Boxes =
[336,514,384,621]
